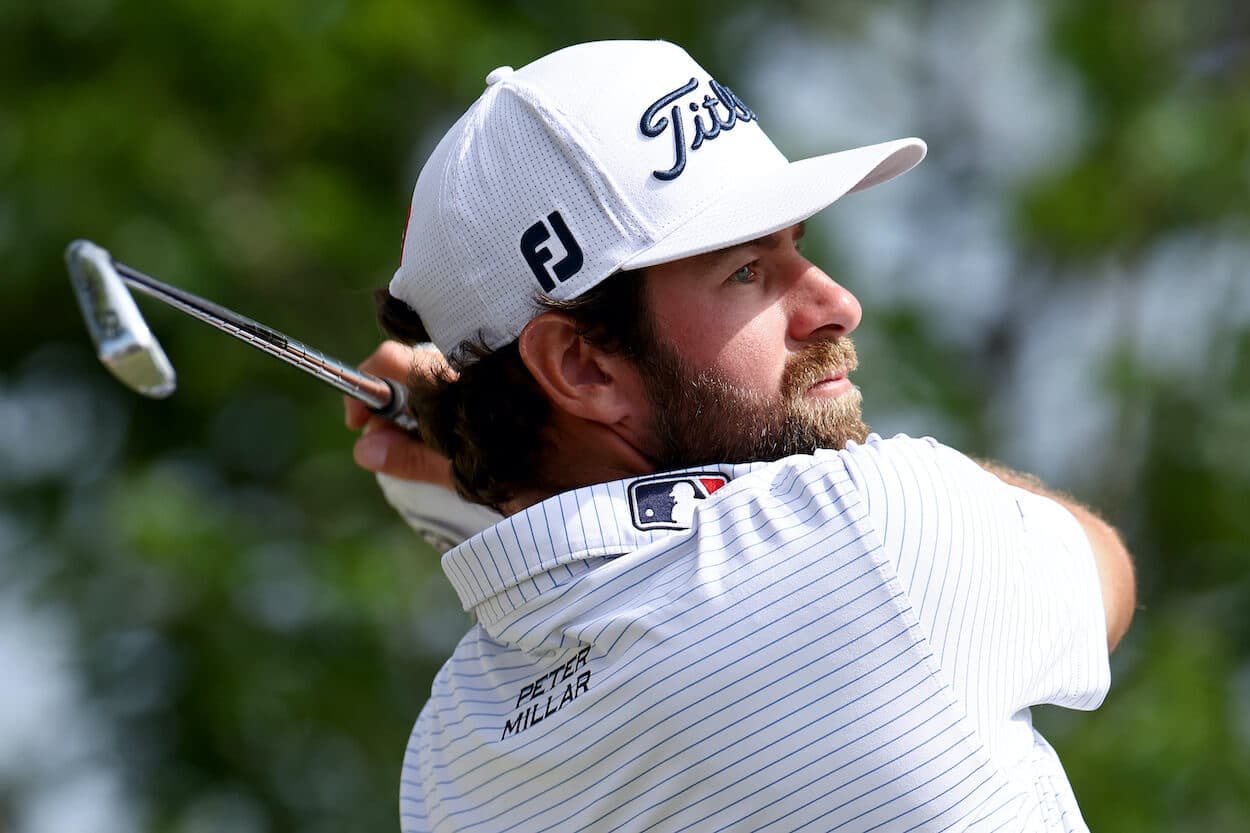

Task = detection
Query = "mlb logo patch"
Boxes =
[628,472,729,531]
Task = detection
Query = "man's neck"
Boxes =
[501,418,656,516]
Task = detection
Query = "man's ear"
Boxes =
[517,312,641,426]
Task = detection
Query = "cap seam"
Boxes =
[501,79,654,243]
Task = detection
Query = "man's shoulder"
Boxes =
[634,434,979,513]
[815,432,984,487]
[776,433,1014,530]
[746,432,974,486]
[658,433,978,535]
[824,432,947,462]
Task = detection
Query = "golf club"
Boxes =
[65,239,500,551]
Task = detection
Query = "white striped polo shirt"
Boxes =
[397,434,1110,832]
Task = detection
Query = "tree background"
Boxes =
[2,1,1248,831]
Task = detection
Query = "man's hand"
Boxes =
[980,461,1136,652]
[344,341,456,490]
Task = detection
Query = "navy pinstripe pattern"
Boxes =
[399,435,1110,832]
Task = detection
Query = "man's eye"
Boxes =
[728,264,756,284]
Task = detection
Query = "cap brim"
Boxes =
[621,137,926,270]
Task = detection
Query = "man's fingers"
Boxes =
[352,422,454,488]
[359,340,455,381]
[359,340,420,378]
[343,340,457,487]
[344,396,371,429]
[344,341,456,428]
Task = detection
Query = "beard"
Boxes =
[635,336,871,471]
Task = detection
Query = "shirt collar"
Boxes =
[440,465,742,617]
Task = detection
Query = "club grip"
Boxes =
[372,376,419,432]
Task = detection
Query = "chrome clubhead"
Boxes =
[65,239,177,398]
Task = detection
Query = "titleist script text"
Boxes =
[639,77,757,181]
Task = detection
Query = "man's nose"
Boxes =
[786,260,862,344]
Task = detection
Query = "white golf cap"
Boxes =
[390,39,925,366]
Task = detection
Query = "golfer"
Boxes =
[346,39,1134,833]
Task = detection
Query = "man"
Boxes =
[345,40,1134,833]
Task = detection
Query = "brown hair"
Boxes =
[375,270,649,510]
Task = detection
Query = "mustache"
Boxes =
[782,338,859,397]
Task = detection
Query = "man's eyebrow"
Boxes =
[748,221,807,251]
[710,222,807,262]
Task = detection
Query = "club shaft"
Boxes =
[113,261,416,430]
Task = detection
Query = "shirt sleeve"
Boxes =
[375,472,503,547]
[838,434,1111,723]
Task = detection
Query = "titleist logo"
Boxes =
[639,77,757,181]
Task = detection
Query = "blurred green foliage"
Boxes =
[2,1,1248,832]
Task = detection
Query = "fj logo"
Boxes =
[520,211,584,291]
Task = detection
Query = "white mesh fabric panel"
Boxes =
[391,109,475,353]
[394,82,649,359]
